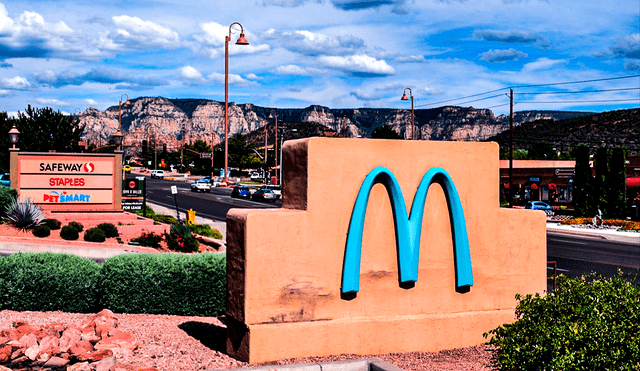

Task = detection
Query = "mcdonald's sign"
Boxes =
[225,138,547,364]
[342,166,473,294]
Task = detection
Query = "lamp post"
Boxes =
[263,119,268,165]
[280,127,297,187]
[401,88,414,140]
[269,111,278,184]
[8,124,19,149]
[115,94,131,151]
[224,22,249,184]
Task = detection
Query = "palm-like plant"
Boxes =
[5,197,45,231]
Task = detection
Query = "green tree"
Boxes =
[573,144,593,217]
[228,134,262,171]
[371,124,402,139]
[594,147,608,214]
[607,147,627,218]
[0,106,85,173]
[527,142,557,160]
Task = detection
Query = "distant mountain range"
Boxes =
[80,96,608,153]
[487,108,640,152]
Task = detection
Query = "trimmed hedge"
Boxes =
[485,272,640,370]
[0,252,227,316]
[99,253,226,316]
[0,252,101,313]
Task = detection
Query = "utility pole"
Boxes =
[508,88,514,207]
[342,117,347,137]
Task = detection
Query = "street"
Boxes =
[131,175,279,222]
[547,230,640,288]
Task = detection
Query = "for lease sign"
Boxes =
[16,153,117,210]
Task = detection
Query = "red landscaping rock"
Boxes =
[0,310,141,370]
[0,345,11,363]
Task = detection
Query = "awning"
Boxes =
[627,177,640,189]
[548,183,557,190]
[531,183,538,190]
[503,183,509,189]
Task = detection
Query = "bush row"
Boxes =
[560,217,640,231]
[0,252,226,316]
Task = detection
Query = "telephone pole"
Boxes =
[508,88,514,207]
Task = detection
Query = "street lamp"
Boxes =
[269,111,278,184]
[8,124,19,149]
[401,88,415,140]
[115,94,131,151]
[280,128,297,187]
[224,22,250,184]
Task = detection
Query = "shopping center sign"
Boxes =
[10,152,123,211]
[226,138,547,364]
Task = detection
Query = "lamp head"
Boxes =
[8,124,19,145]
[236,32,249,45]
[401,93,409,101]
[112,129,123,146]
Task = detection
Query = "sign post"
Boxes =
[122,177,145,212]
[171,185,180,223]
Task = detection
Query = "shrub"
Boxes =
[188,223,223,239]
[130,231,163,248]
[0,252,101,312]
[153,214,179,225]
[165,223,199,252]
[41,218,61,230]
[84,227,106,243]
[133,205,156,219]
[485,272,640,370]
[0,187,17,220]
[99,253,226,316]
[5,198,45,231]
[32,224,51,238]
[67,221,84,232]
[96,223,119,238]
[60,225,79,240]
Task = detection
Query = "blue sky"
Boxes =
[0,0,637,117]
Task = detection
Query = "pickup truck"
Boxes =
[190,180,211,192]
[150,170,164,179]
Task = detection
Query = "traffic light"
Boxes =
[162,143,167,154]
[142,140,147,155]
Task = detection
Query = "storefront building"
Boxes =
[500,160,578,206]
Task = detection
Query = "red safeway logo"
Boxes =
[83,163,94,173]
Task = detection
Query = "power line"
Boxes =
[516,87,640,95]
[415,74,640,109]
[516,98,640,104]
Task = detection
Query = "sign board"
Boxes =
[171,185,177,194]
[225,138,546,364]
[200,152,213,159]
[11,152,121,211]
[122,177,145,211]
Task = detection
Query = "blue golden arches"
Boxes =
[341,166,473,294]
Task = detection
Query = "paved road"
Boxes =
[132,175,279,222]
[547,229,640,287]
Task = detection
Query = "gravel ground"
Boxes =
[0,310,498,371]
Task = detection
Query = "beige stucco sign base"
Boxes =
[226,138,546,363]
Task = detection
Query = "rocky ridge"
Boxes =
[79,97,593,154]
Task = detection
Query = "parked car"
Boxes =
[123,165,131,174]
[150,170,164,179]
[231,186,251,199]
[250,172,262,180]
[525,201,554,215]
[0,173,9,187]
[263,184,281,199]
[190,180,211,192]
[251,187,277,202]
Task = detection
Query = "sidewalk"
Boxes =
[146,201,227,240]
[546,220,640,245]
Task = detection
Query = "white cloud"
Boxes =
[109,15,179,49]
[480,48,528,63]
[35,98,69,106]
[318,54,395,76]
[262,29,364,56]
[522,57,568,72]
[396,55,426,63]
[274,64,326,75]
[206,72,257,86]
[178,66,204,80]
[84,98,98,106]
[0,4,14,35]
[2,76,30,89]
[609,33,639,59]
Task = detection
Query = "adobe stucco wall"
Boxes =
[226,138,546,363]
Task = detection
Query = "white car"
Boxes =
[150,170,165,179]
[263,185,281,199]
[190,180,211,192]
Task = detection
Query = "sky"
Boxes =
[0,0,638,117]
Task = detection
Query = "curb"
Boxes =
[547,222,640,244]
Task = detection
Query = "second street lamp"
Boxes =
[401,88,415,140]
[116,94,131,151]
[224,22,249,184]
